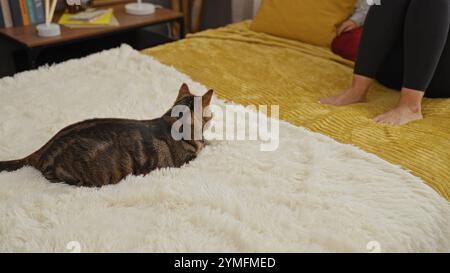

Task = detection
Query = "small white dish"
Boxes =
[125,3,156,16]
[36,23,61,37]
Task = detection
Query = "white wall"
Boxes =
[232,0,261,22]
[253,0,261,16]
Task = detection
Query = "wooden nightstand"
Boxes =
[171,0,203,36]
[0,3,183,71]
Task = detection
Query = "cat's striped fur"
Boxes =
[0,84,213,187]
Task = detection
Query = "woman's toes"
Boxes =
[374,111,394,124]
[373,113,385,123]
[374,112,396,124]
[320,96,337,105]
[319,98,328,104]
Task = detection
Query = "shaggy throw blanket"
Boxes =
[0,45,449,252]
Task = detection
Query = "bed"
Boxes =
[1,24,449,252]
[145,21,450,200]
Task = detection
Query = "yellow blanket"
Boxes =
[144,21,450,200]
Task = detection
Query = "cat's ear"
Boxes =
[176,83,191,101]
[202,90,214,108]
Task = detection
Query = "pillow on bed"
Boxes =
[331,27,363,61]
[250,0,357,47]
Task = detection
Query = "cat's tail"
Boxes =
[0,158,28,172]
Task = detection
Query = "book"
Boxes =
[8,0,22,26]
[0,3,4,28]
[18,0,29,26]
[33,0,44,24]
[25,0,36,24]
[64,14,119,29]
[92,0,133,7]
[70,9,108,21]
[58,8,113,26]
[1,0,13,27]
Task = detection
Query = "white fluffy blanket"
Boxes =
[0,45,449,252]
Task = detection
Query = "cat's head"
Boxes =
[168,83,214,141]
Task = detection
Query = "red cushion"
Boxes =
[331,27,363,62]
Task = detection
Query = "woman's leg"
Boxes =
[375,38,404,92]
[321,0,410,106]
[374,0,450,124]
[374,37,426,125]
[426,41,450,98]
[405,0,450,99]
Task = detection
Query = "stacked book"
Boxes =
[0,0,46,28]
[58,8,118,28]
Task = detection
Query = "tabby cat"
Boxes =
[0,84,213,187]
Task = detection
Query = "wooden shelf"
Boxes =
[0,4,183,48]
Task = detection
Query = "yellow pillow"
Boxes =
[250,0,357,47]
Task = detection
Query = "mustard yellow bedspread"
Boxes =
[144,21,450,200]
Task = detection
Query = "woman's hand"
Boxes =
[337,20,358,36]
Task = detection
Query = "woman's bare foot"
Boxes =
[373,88,424,125]
[320,88,367,106]
[320,74,373,106]
[373,105,423,125]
